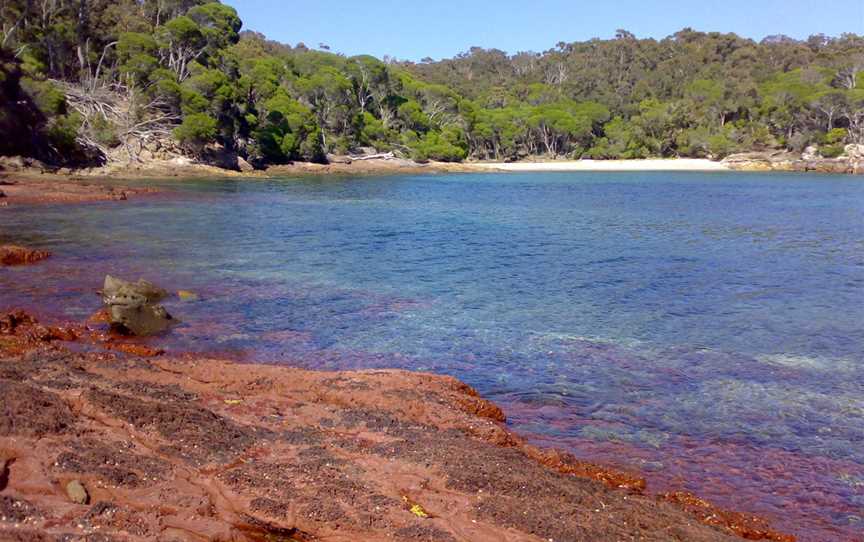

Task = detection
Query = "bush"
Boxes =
[676,127,712,157]
[20,77,67,115]
[254,92,324,163]
[359,112,393,151]
[46,112,84,157]
[707,133,736,158]
[824,128,847,145]
[90,116,121,147]
[174,113,218,153]
[407,130,467,162]
[821,144,845,158]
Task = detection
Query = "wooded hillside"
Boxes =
[1,1,862,167]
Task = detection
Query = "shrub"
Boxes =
[90,116,121,147]
[46,112,83,156]
[174,113,218,153]
[821,144,845,158]
[408,130,467,162]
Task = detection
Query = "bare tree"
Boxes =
[1,17,22,48]
[844,100,864,143]
[811,91,848,131]
[836,54,864,89]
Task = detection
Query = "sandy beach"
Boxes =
[472,159,730,172]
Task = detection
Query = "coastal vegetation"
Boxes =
[1,1,863,168]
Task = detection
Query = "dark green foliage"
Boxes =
[407,31,864,158]
[174,112,218,153]
[406,127,468,162]
[254,91,323,162]
[821,144,845,158]
[0,50,49,159]
[0,47,94,165]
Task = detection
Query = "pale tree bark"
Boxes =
[1,17,22,48]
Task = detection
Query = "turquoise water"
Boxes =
[2,171,863,540]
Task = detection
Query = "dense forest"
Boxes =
[1,0,863,167]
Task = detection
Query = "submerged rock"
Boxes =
[0,245,51,266]
[177,290,199,302]
[101,275,175,336]
[65,480,89,505]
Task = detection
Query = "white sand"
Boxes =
[472,159,729,172]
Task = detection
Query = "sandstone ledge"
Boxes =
[723,152,863,175]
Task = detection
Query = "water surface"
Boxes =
[2,171,863,540]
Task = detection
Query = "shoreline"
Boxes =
[1,151,861,208]
[472,158,730,172]
[0,305,794,542]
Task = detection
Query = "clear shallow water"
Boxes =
[2,172,863,540]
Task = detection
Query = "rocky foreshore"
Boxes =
[2,145,863,205]
[0,308,796,542]
[722,145,864,175]
[0,160,157,206]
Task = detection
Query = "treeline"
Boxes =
[408,30,864,160]
[1,1,863,167]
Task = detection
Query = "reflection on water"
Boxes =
[2,171,863,540]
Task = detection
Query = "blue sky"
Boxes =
[223,0,864,61]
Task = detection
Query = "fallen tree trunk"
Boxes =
[348,152,395,161]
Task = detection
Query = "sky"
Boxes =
[222,0,864,61]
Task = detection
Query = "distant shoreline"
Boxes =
[470,158,729,172]
[2,151,861,195]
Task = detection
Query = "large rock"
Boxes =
[237,156,254,173]
[101,275,176,336]
[65,480,88,505]
[723,150,861,175]
[803,159,852,174]
[0,155,46,171]
[801,145,820,160]
[844,144,864,160]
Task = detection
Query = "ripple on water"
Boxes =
[2,171,863,541]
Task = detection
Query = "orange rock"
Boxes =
[661,491,797,542]
[46,326,79,342]
[87,308,112,324]
[0,310,37,334]
[0,245,51,266]
[526,445,648,492]
[103,342,165,357]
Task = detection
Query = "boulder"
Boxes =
[237,156,254,173]
[844,144,864,160]
[0,156,46,171]
[178,290,199,302]
[801,145,820,160]
[65,480,89,505]
[356,146,379,156]
[0,156,26,169]
[101,275,176,336]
